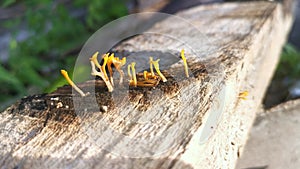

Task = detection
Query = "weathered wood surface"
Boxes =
[0,1,293,169]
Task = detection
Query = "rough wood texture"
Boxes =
[0,1,293,169]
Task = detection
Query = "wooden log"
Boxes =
[133,0,170,12]
[0,1,293,169]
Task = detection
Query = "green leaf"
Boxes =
[44,76,68,93]
[9,38,18,50]
[1,0,16,8]
[275,43,300,78]
[0,64,25,93]
[72,65,91,83]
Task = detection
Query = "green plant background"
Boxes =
[275,44,300,79]
[0,0,128,110]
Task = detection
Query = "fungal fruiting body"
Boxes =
[180,49,189,78]
[60,69,87,97]
[143,71,149,80]
[126,57,163,87]
[128,62,137,87]
[238,91,249,100]
[89,52,114,92]
[109,53,126,85]
[149,57,167,82]
[136,71,160,87]
[107,54,114,85]
[100,53,109,81]
[143,70,156,81]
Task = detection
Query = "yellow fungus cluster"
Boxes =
[89,52,114,92]
[89,52,127,92]
[107,53,126,85]
[136,70,160,87]
[127,58,163,87]
[60,49,189,96]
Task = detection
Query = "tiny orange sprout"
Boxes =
[238,91,249,100]
[131,71,161,87]
[128,62,137,87]
[134,72,160,87]
[60,69,87,97]
[180,49,189,78]
[143,71,157,80]
[89,52,113,92]
[143,71,149,80]
[150,57,167,82]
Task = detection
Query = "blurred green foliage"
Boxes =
[275,44,300,79]
[74,0,128,29]
[0,0,128,110]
